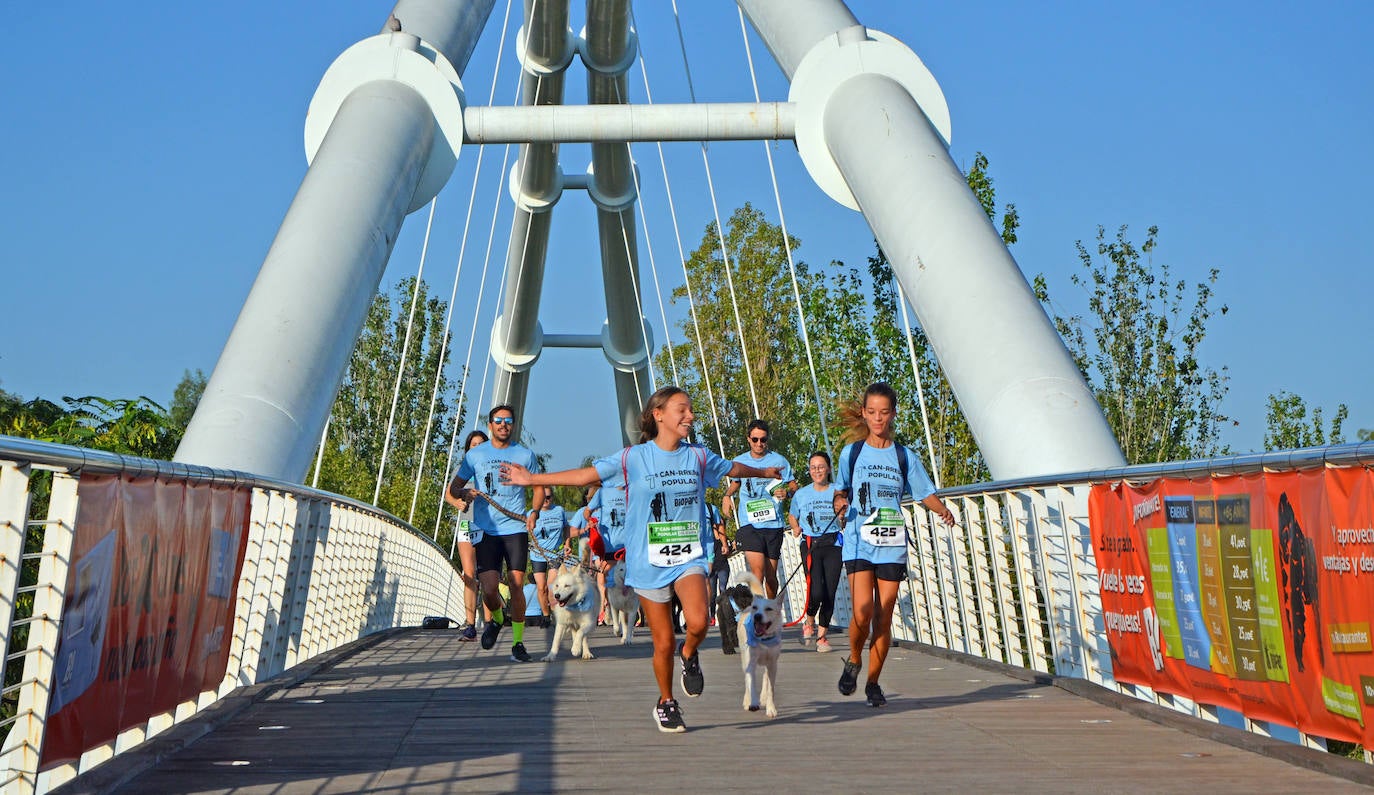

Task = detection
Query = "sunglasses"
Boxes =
[490,417,515,425]
[749,436,768,443]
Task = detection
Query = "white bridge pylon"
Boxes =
[175,0,1125,485]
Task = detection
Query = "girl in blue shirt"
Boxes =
[787,451,842,653]
[500,386,781,733]
[833,382,955,708]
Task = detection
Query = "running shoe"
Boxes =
[838,659,861,696]
[510,642,532,663]
[815,637,832,653]
[458,623,477,642]
[654,698,687,733]
[865,681,887,707]
[802,621,816,640]
[480,620,502,650]
[679,642,704,697]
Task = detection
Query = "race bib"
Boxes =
[745,498,778,525]
[455,517,482,545]
[861,507,905,547]
[647,521,702,567]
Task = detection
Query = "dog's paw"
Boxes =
[580,650,595,660]
[541,653,557,662]
[765,705,777,718]
[747,704,760,712]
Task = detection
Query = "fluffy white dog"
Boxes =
[603,559,639,645]
[731,572,782,717]
[543,551,602,662]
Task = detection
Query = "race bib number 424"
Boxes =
[861,507,906,547]
[647,521,703,567]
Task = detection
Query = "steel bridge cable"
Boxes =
[898,281,942,489]
[311,416,329,488]
[409,0,516,526]
[374,196,438,506]
[630,9,725,455]
[734,7,831,453]
[433,112,523,535]
[670,0,760,419]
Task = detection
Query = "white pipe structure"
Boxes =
[737,0,1125,479]
[584,0,654,444]
[175,0,495,481]
[487,0,576,434]
[462,101,796,143]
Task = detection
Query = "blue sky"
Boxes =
[3,1,1371,478]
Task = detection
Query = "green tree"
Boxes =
[1034,225,1230,464]
[169,368,208,431]
[656,203,826,468]
[2,395,180,459]
[1263,391,1347,450]
[305,277,463,542]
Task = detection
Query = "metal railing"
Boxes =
[0,436,468,794]
[888,441,1374,760]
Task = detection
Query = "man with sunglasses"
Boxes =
[722,419,796,598]
[447,405,544,662]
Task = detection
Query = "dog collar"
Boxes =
[566,589,597,613]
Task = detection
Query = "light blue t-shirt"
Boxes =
[593,442,732,590]
[730,450,793,530]
[586,472,629,554]
[833,441,935,565]
[530,506,569,563]
[455,441,538,536]
[789,483,839,537]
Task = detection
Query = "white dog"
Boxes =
[543,550,602,662]
[731,572,782,717]
[603,559,639,645]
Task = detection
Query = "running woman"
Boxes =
[447,405,545,663]
[500,386,781,733]
[788,451,842,653]
[833,382,954,707]
[444,429,489,641]
[529,491,571,628]
[722,420,796,597]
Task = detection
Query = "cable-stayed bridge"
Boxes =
[3,1,1373,792]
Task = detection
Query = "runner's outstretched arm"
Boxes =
[501,463,601,488]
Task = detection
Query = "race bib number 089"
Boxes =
[647,521,702,567]
[745,498,778,524]
[861,507,906,547]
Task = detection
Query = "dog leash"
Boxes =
[461,489,598,573]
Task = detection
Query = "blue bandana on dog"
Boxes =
[744,616,782,648]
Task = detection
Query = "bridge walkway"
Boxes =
[86,623,1369,794]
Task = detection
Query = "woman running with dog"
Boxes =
[530,492,572,628]
[500,386,782,733]
[788,451,842,654]
[833,382,954,707]
[446,429,489,641]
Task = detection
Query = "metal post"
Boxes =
[737,0,1125,480]
[176,1,493,482]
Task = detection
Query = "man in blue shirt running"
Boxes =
[446,405,545,663]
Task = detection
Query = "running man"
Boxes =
[722,420,796,598]
[446,405,545,663]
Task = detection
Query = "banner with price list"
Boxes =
[1089,467,1374,745]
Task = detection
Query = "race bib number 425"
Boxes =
[861,507,906,547]
[647,521,702,567]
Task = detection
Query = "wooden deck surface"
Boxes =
[80,621,1372,794]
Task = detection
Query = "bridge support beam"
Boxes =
[175,0,495,482]
[738,0,1125,479]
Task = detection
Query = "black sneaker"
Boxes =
[510,642,531,663]
[458,623,477,642]
[838,659,861,696]
[865,681,887,707]
[653,698,686,733]
[679,643,704,697]
[480,620,502,650]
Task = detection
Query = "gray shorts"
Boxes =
[634,567,707,603]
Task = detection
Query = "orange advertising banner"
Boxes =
[40,473,251,769]
[1089,467,1374,744]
